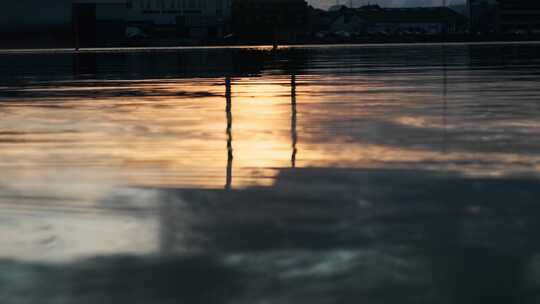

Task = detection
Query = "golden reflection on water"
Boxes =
[2,59,540,261]
[0,76,297,200]
[3,45,540,263]
[2,72,540,204]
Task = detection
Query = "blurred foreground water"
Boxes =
[1,43,540,303]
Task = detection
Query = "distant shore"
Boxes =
[1,40,540,54]
[3,31,540,51]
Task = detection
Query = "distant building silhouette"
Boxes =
[328,5,467,35]
[73,0,232,46]
[467,0,497,34]
[497,0,540,34]
[4,0,540,48]
[126,0,231,39]
[468,0,540,35]
[73,1,127,47]
[231,0,308,42]
[0,0,233,48]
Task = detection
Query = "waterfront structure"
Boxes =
[73,0,128,47]
[1,0,231,48]
[496,0,540,33]
[0,0,73,47]
[73,0,231,45]
[329,6,467,35]
[231,0,308,42]
[467,0,497,34]
[126,0,231,38]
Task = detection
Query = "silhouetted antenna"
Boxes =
[291,74,298,168]
[225,76,233,190]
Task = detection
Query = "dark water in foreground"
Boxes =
[1,43,540,303]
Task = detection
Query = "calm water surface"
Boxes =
[1,43,540,303]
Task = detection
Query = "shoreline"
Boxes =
[1,40,540,55]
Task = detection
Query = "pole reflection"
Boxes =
[291,74,298,168]
[225,76,233,190]
[442,45,448,154]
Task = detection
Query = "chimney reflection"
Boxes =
[225,76,233,190]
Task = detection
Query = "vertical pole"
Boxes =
[73,3,80,51]
[441,0,448,40]
[225,76,233,190]
[442,0,447,37]
[469,0,474,34]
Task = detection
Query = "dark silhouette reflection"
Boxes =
[72,52,97,77]
[10,168,540,303]
[291,74,298,168]
[145,168,540,303]
[225,76,233,191]
[1,48,300,86]
[468,43,540,68]
[442,45,448,154]
[437,248,526,304]
[0,256,242,304]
